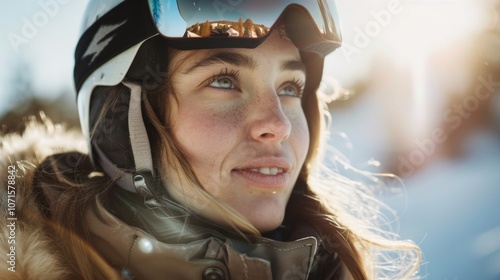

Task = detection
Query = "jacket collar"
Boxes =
[86,190,320,280]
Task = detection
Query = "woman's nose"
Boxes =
[248,93,292,143]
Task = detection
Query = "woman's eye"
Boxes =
[278,83,303,97]
[208,77,235,89]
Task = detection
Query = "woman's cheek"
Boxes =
[175,104,242,162]
[288,108,310,162]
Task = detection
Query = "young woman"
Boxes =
[1,0,420,279]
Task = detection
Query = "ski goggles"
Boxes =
[75,0,342,92]
[154,0,341,40]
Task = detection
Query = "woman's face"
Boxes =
[165,30,310,232]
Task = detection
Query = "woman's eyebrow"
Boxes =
[281,60,306,73]
[183,51,305,74]
[184,51,256,73]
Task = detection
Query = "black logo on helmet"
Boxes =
[83,20,127,64]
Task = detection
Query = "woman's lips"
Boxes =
[232,168,290,188]
[232,157,292,188]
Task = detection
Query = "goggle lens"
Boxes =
[149,0,341,41]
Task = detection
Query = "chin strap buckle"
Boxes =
[133,174,152,196]
[132,172,165,208]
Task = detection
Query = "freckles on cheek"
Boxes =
[175,107,240,163]
[296,123,310,152]
[283,105,308,131]
[288,110,310,160]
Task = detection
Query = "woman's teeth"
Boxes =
[248,167,283,175]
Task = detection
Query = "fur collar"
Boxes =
[0,119,88,279]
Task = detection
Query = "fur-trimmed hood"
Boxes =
[0,118,87,279]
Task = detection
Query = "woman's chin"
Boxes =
[248,214,285,234]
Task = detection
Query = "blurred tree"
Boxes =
[243,18,254,37]
[200,21,211,37]
[0,58,79,135]
[236,17,244,36]
[150,0,162,24]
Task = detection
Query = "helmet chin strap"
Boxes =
[125,81,161,197]
[94,82,157,195]
[123,82,154,174]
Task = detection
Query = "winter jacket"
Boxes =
[0,123,346,279]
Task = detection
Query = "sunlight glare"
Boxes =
[377,0,488,138]
[381,0,486,62]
